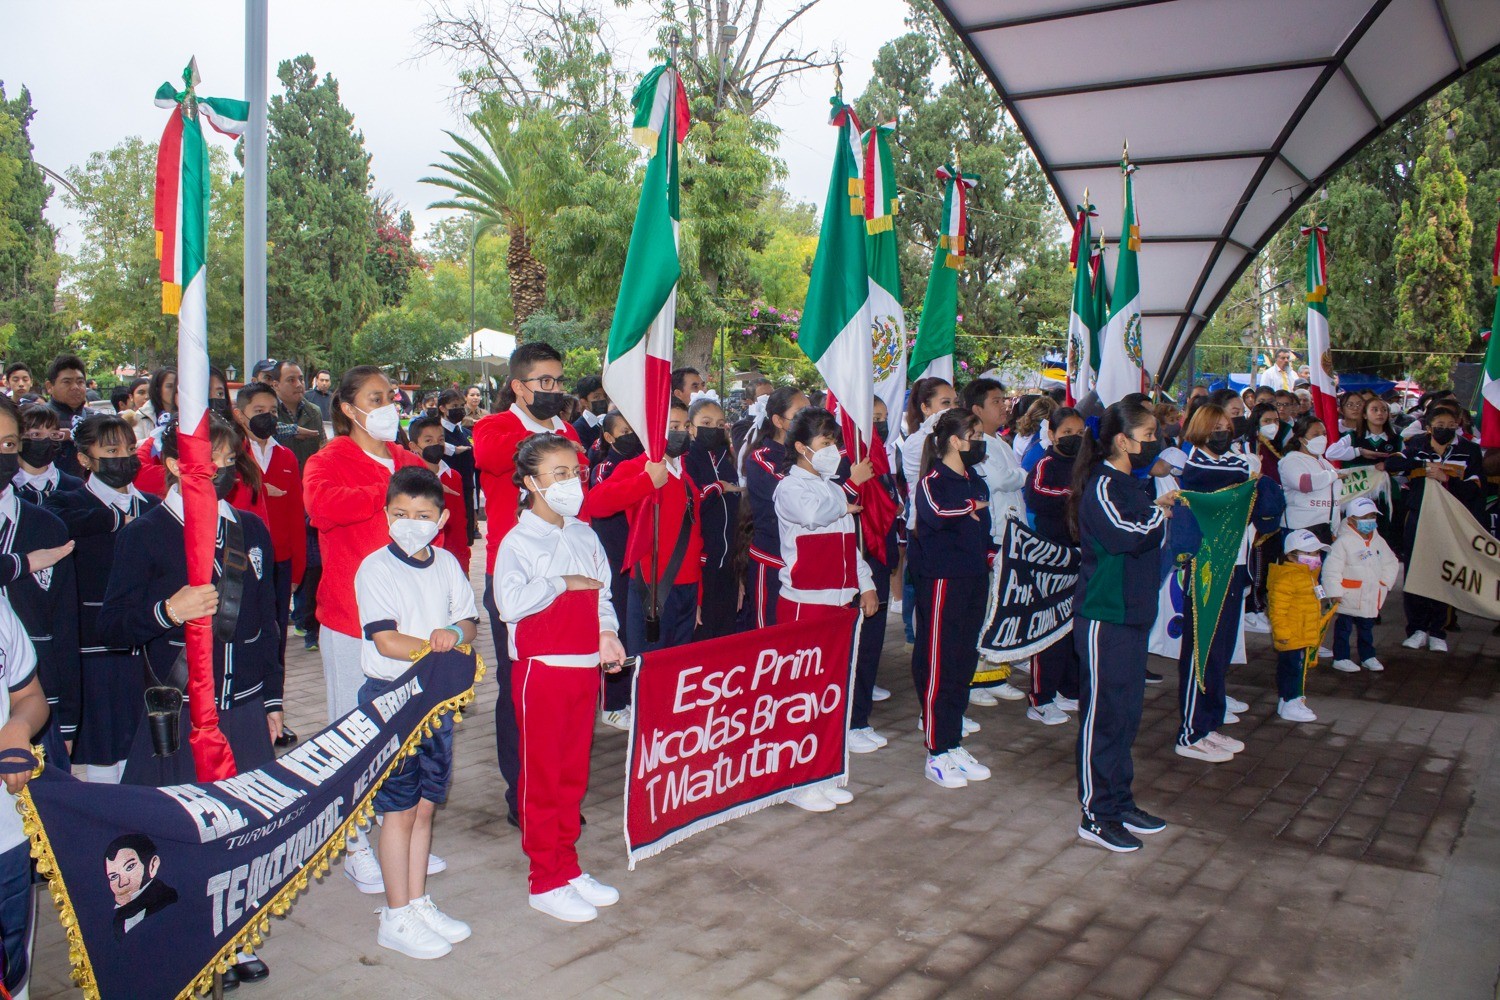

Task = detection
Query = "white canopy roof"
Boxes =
[933,0,1500,385]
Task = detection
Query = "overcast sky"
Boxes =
[4,0,912,253]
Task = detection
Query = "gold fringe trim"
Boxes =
[1180,480,1258,693]
[1306,285,1327,303]
[944,254,965,270]
[846,178,863,197]
[162,283,182,316]
[631,125,660,148]
[1492,275,1499,287]
[23,647,486,1000]
[1127,224,1141,252]
[849,197,865,216]
[865,215,892,234]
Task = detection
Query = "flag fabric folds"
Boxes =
[1066,198,1101,405]
[1096,156,1144,405]
[1179,479,1259,690]
[909,164,976,386]
[604,63,688,463]
[1480,209,1500,448]
[154,59,244,782]
[1302,224,1339,436]
[864,122,907,424]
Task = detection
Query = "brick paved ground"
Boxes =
[28,555,1500,999]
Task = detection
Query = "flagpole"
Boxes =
[243,0,268,375]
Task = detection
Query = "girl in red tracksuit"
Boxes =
[735,386,809,629]
[496,433,625,925]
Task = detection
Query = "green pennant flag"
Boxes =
[1179,478,1259,690]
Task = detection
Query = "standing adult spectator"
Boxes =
[306,369,335,422]
[251,358,279,385]
[44,354,90,477]
[3,364,32,400]
[1258,349,1296,392]
[571,375,609,457]
[84,379,101,402]
[671,368,705,407]
[272,361,326,469]
[462,386,484,429]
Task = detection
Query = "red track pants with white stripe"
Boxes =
[911,575,987,754]
[514,659,600,895]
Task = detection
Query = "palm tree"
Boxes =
[421,115,548,325]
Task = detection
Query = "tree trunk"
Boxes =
[507,220,547,326]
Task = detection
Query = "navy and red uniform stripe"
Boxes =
[741,440,787,629]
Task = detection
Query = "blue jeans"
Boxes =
[1332,614,1376,662]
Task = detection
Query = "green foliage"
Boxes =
[517,311,601,353]
[0,83,64,365]
[563,346,601,383]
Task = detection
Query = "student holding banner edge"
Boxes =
[1022,407,1086,725]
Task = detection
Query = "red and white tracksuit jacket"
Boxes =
[772,466,873,617]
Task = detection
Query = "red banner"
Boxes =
[624,610,859,867]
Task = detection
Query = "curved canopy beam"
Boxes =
[931,0,1500,386]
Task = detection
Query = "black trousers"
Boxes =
[849,555,889,730]
[273,558,293,670]
[912,575,986,754]
[1075,618,1148,823]
[694,563,738,641]
[292,522,321,643]
[1031,632,1080,708]
[482,574,519,814]
[1177,566,1244,746]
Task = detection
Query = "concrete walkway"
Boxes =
[29,568,1500,999]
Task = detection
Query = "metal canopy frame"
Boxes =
[930,0,1500,387]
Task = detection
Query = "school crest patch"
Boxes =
[32,567,52,591]
[248,546,264,581]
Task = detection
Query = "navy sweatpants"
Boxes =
[614,581,698,711]
[1076,618,1149,823]
[1031,630,1081,707]
[1177,570,1244,746]
[912,575,987,754]
[482,573,519,814]
[849,554,890,730]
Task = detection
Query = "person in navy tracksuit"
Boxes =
[735,386,808,629]
[908,409,993,790]
[1023,409,1087,723]
[1072,399,1175,853]
[589,413,637,714]
[685,397,741,640]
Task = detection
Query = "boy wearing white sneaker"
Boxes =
[1322,498,1399,675]
[354,468,477,959]
[1266,529,1338,724]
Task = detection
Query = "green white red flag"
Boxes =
[1302,224,1339,434]
[1097,156,1144,405]
[604,64,688,462]
[909,164,977,385]
[863,122,907,424]
[1066,196,1101,405]
[1480,208,1500,448]
[153,59,246,782]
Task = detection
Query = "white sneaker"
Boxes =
[1242,612,1270,634]
[1053,694,1079,713]
[1401,631,1428,650]
[963,716,980,735]
[888,600,902,615]
[601,707,632,732]
[968,687,1000,707]
[1225,695,1249,714]
[1278,697,1317,722]
[871,685,891,702]
[344,846,384,895]
[378,904,452,959]
[427,853,447,875]
[822,785,854,805]
[948,746,991,781]
[1175,738,1233,763]
[994,682,1027,701]
[851,725,888,748]
[410,895,471,943]
[787,787,835,812]
[1318,646,1333,658]
[1027,703,1069,726]
[1427,636,1448,652]
[1332,658,1360,673]
[1205,731,1244,754]
[529,886,597,923]
[1361,657,1385,672]
[925,752,968,788]
[1222,711,1241,725]
[846,728,881,753]
[568,874,619,907]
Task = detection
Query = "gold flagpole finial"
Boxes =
[833,59,843,98]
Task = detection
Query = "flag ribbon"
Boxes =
[1069,202,1097,272]
[1301,224,1329,301]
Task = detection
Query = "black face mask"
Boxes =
[213,466,239,501]
[873,419,889,442]
[247,412,278,440]
[1128,438,1161,471]
[0,453,17,494]
[1207,430,1235,454]
[610,432,644,460]
[693,427,727,452]
[446,406,466,425]
[421,443,446,465]
[664,429,691,458]
[424,407,439,420]
[1231,415,1252,438]
[1054,434,1082,458]
[1430,426,1456,445]
[960,440,987,467]
[92,455,140,489]
[589,398,610,417]
[208,398,231,417]
[525,390,567,421]
[21,439,58,467]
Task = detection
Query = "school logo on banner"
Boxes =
[624,611,858,868]
[16,648,483,1000]
[978,518,1079,662]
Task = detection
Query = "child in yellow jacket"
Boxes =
[1267,528,1338,724]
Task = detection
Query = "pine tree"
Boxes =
[1395,104,1474,388]
[0,83,63,364]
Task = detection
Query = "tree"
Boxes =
[368,203,424,308]
[265,54,380,371]
[1394,106,1473,388]
[0,83,64,364]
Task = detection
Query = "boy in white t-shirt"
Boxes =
[354,467,478,962]
[0,596,50,1000]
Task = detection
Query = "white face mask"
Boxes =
[808,444,842,479]
[358,403,401,442]
[1305,435,1327,456]
[532,475,584,518]
[1258,423,1277,439]
[389,517,440,556]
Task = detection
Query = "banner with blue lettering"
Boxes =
[16,647,482,1000]
[977,518,1080,662]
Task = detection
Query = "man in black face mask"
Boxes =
[571,374,610,457]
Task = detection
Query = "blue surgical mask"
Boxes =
[1354,517,1377,535]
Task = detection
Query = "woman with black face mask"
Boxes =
[683,398,740,641]
[14,405,82,505]
[1023,409,1088,725]
[47,415,161,783]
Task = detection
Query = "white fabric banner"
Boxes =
[1405,485,1500,620]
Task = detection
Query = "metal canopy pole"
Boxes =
[243,0,269,374]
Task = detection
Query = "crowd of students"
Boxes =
[0,344,1491,991]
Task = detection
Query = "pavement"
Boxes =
[28,560,1500,1000]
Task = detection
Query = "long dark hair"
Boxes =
[1290,413,1325,453]
[903,377,951,436]
[778,406,841,475]
[739,385,804,477]
[148,366,177,418]
[1067,399,1155,540]
[331,365,388,437]
[919,409,978,480]
[160,413,256,491]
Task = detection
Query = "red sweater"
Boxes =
[473,409,587,574]
[438,464,471,573]
[134,438,167,497]
[253,440,308,585]
[583,455,701,587]
[303,435,426,636]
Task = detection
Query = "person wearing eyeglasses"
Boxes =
[13,406,82,506]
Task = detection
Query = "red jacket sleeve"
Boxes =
[304,440,386,531]
[473,415,529,481]
[280,449,307,586]
[583,456,655,518]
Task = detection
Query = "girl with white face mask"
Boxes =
[1277,415,1350,544]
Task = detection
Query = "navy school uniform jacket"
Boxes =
[47,400,88,477]
[15,469,83,508]
[1025,448,1077,546]
[0,489,81,740]
[744,439,788,567]
[47,487,161,653]
[1076,465,1167,625]
[1385,434,1484,520]
[572,413,604,456]
[685,441,740,573]
[442,419,475,479]
[908,463,992,580]
[587,448,631,575]
[1168,445,1284,558]
[98,502,283,714]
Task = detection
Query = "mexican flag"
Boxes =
[799,98,875,448]
[910,164,977,385]
[863,122,907,424]
[1301,224,1339,435]
[153,59,246,782]
[1096,157,1145,405]
[1480,211,1500,448]
[1090,235,1109,350]
[1066,198,1101,405]
[604,64,688,462]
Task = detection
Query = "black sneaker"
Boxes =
[1144,670,1163,685]
[1119,806,1167,835]
[1078,816,1142,853]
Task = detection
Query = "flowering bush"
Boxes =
[739,299,802,342]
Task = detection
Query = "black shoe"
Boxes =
[1078,816,1142,853]
[506,809,520,830]
[1144,670,1163,685]
[218,967,240,991]
[275,726,298,748]
[235,957,269,983]
[1118,807,1167,835]
[579,812,586,826]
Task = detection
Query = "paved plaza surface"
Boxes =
[29,553,1500,1000]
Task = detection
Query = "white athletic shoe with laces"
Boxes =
[1361,657,1385,672]
[948,746,991,781]
[1277,697,1317,722]
[601,707,632,731]
[968,687,1000,707]
[925,752,968,788]
[846,728,883,754]
[1175,738,1232,763]
[378,904,452,959]
[787,788,835,812]
[1225,695,1249,714]
[822,785,854,805]
[344,846,384,894]
[1205,731,1244,754]
[568,874,620,907]
[871,685,892,702]
[1027,703,1069,726]
[427,853,447,875]
[410,894,471,943]
[1427,636,1448,652]
[1401,631,1428,649]
[529,886,597,923]
[1242,612,1271,634]
[1053,695,1079,713]
[994,682,1027,701]
[1332,659,1360,673]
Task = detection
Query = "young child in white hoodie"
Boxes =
[1322,497,1401,674]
